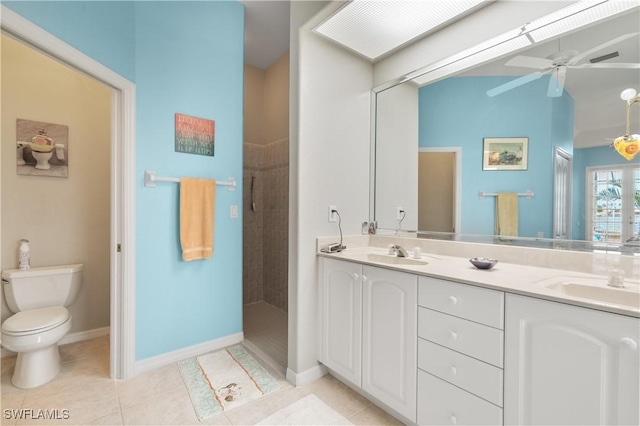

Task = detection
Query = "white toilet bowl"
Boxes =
[2,264,82,388]
[1,306,71,388]
[32,150,53,170]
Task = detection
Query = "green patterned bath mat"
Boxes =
[178,344,279,420]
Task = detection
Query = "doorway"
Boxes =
[553,147,572,239]
[1,7,136,379]
[418,148,461,233]
[241,54,290,374]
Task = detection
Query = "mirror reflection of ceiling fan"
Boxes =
[487,32,640,98]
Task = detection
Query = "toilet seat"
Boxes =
[1,306,69,336]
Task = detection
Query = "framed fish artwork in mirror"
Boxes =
[482,137,528,171]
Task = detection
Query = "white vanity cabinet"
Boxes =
[319,251,640,426]
[417,276,505,426]
[362,265,417,420]
[318,257,417,422]
[318,257,362,386]
[504,294,640,426]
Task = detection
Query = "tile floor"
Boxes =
[243,302,288,372]
[0,336,403,425]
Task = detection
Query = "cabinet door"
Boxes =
[362,265,417,421]
[319,258,362,386]
[505,294,640,426]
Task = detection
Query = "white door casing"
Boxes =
[1,6,137,379]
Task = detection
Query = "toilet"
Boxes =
[31,150,53,169]
[1,264,83,388]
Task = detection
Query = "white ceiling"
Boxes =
[460,11,640,148]
[239,1,640,149]
[239,0,291,69]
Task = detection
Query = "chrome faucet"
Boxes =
[389,244,409,258]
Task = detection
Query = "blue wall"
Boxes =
[5,1,245,361]
[4,1,136,82]
[419,76,574,238]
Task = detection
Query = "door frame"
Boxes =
[553,146,573,239]
[1,6,137,379]
[418,147,462,233]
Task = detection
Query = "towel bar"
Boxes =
[478,190,533,199]
[144,170,236,191]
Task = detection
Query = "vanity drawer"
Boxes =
[418,370,503,426]
[418,277,504,329]
[418,338,503,407]
[418,307,504,368]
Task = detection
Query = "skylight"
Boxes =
[314,0,489,61]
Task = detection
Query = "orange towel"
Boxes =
[495,192,518,236]
[180,178,216,261]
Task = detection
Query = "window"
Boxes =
[587,165,640,245]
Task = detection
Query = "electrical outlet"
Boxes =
[397,207,405,220]
[328,205,337,222]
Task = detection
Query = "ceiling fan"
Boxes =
[487,33,640,98]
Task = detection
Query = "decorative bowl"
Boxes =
[469,257,498,270]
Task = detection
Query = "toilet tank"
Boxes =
[1,264,83,313]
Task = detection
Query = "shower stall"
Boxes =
[242,54,290,373]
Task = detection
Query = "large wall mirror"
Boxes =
[373,9,640,254]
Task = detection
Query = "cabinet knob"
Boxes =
[352,273,360,280]
[449,331,458,340]
[450,415,458,425]
[448,296,458,305]
[361,274,368,282]
[620,337,638,350]
[450,366,458,375]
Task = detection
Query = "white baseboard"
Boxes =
[286,363,328,387]
[60,326,110,345]
[1,326,110,358]
[134,332,244,375]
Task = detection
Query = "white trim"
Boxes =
[369,89,378,222]
[135,332,244,375]
[1,5,137,380]
[286,364,328,387]
[585,164,639,245]
[60,326,110,345]
[553,146,573,239]
[418,147,462,233]
[1,326,110,358]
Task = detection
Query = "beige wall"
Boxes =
[243,53,289,312]
[418,152,455,232]
[0,35,111,334]
[264,53,289,144]
[244,64,265,145]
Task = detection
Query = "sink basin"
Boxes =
[350,253,428,266]
[540,277,640,309]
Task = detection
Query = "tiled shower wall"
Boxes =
[263,138,289,311]
[243,139,289,312]
[243,143,264,305]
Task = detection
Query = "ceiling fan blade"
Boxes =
[547,66,566,98]
[568,32,639,65]
[572,62,640,69]
[506,55,553,69]
[487,72,546,97]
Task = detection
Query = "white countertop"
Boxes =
[318,246,640,318]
